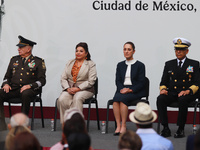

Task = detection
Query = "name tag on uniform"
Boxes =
[186,66,193,72]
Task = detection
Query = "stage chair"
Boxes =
[4,88,44,130]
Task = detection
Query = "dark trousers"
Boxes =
[0,88,39,120]
[157,93,197,128]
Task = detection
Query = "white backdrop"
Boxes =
[0,0,200,110]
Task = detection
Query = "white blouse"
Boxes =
[124,59,137,85]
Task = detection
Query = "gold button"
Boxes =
[30,69,32,71]
[27,72,29,75]
[175,80,177,82]
[20,79,22,81]
[171,72,174,75]
[183,86,185,89]
[13,68,15,70]
[187,72,189,75]
[21,68,24,70]
[174,86,177,89]
[183,80,185,82]
[20,84,22,87]
[20,73,23,76]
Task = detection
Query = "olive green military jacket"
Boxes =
[2,55,46,90]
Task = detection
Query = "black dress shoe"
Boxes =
[113,132,120,136]
[160,127,171,137]
[174,129,185,138]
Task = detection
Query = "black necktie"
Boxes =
[22,58,25,65]
[178,61,182,68]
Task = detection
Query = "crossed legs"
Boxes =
[113,101,128,134]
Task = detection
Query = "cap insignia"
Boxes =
[177,39,182,45]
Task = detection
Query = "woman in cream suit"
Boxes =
[57,42,97,123]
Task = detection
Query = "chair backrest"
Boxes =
[94,77,98,98]
[144,77,150,101]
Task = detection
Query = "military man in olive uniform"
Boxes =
[0,35,46,130]
[157,37,200,138]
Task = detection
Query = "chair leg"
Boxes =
[157,116,161,134]
[31,100,36,130]
[54,99,58,131]
[40,99,44,128]
[87,101,92,132]
[106,100,111,133]
[9,103,12,118]
[95,100,100,130]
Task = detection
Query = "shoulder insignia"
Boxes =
[42,61,46,69]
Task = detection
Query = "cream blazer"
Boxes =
[61,59,97,92]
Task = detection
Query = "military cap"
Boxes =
[173,37,191,49]
[16,35,37,47]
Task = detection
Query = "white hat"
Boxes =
[64,108,84,122]
[129,102,157,125]
[173,37,191,48]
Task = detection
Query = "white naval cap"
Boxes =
[173,37,191,49]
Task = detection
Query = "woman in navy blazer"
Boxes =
[113,41,146,135]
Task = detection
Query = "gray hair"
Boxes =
[10,113,29,127]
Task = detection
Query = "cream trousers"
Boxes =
[57,90,94,123]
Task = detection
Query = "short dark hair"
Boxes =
[124,41,135,50]
[67,133,91,150]
[76,42,91,60]
[63,113,87,138]
[138,123,152,129]
[118,130,142,150]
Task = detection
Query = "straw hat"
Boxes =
[129,102,157,125]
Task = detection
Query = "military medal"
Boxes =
[13,60,19,67]
[12,68,16,74]
[186,66,193,72]
[28,60,35,68]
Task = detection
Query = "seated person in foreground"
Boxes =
[50,108,88,150]
[113,41,146,135]
[118,130,142,150]
[186,128,200,150]
[129,102,174,150]
[57,42,97,123]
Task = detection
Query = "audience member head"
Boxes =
[194,128,200,150]
[10,131,41,150]
[63,108,87,137]
[118,130,142,150]
[67,133,91,150]
[8,113,29,130]
[61,108,87,145]
[129,102,157,128]
[75,42,91,60]
[5,125,31,150]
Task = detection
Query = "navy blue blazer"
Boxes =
[115,60,146,97]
